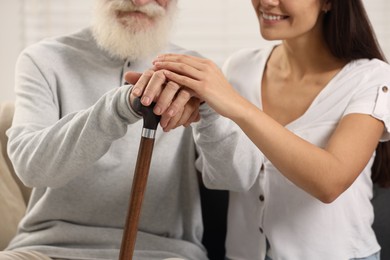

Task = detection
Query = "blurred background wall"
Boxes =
[1,0,389,102]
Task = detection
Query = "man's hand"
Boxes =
[124,70,201,131]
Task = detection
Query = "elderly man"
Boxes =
[1,0,209,259]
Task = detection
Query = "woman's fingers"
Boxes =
[153,61,203,80]
[155,54,208,71]
[161,70,203,94]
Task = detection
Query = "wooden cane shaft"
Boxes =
[119,137,155,260]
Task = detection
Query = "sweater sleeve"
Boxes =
[193,104,263,192]
[7,52,141,188]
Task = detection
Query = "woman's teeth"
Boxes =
[262,13,287,20]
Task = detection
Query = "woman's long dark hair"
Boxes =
[323,0,390,188]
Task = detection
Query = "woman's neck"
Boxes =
[273,37,346,80]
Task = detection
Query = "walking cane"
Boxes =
[119,97,161,260]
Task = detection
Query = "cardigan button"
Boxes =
[259,195,265,202]
[382,86,388,93]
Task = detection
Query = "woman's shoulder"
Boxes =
[332,58,390,92]
[347,58,390,80]
[226,45,274,64]
[222,45,276,75]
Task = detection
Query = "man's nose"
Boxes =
[131,0,155,6]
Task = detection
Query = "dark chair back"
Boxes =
[372,184,390,259]
[199,182,229,260]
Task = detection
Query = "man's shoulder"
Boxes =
[21,28,96,59]
[18,28,112,71]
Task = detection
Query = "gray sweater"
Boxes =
[6,28,208,260]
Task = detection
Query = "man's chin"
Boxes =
[92,0,177,60]
[92,20,170,60]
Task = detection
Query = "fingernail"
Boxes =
[168,109,175,117]
[154,106,161,115]
[132,88,140,96]
[142,96,150,105]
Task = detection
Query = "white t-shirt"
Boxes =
[208,46,390,260]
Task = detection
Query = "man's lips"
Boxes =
[116,10,151,19]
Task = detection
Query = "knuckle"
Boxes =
[154,71,166,81]
[204,59,213,66]
[144,70,154,78]
[181,77,191,86]
[169,103,180,113]
[176,56,183,63]
[166,81,180,91]
[199,81,207,89]
[156,100,169,111]
[178,89,192,102]
[178,64,186,71]
[204,65,213,74]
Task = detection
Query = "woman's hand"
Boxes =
[153,54,249,121]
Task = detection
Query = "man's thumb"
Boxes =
[124,71,142,85]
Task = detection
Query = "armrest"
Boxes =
[0,101,29,250]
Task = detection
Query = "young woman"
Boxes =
[131,0,390,259]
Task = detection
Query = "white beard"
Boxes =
[92,0,177,60]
